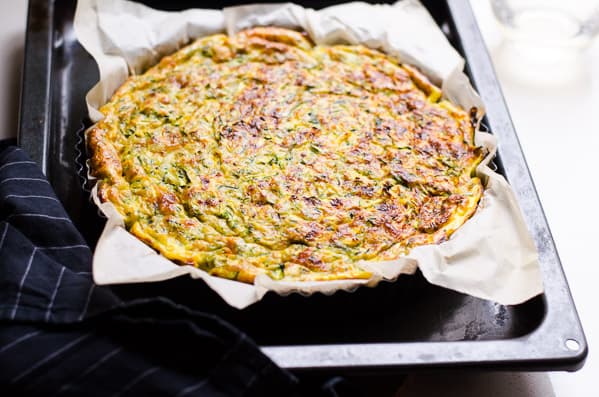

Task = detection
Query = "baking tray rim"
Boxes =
[16,0,588,372]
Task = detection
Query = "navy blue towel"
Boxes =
[0,146,306,396]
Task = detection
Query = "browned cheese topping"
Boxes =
[88,27,484,283]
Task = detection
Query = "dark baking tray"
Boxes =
[18,0,587,373]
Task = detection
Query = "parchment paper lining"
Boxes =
[75,0,543,309]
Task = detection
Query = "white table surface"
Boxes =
[0,1,596,396]
[0,0,27,139]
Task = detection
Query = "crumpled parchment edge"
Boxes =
[74,0,543,309]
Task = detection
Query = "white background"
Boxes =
[0,0,596,395]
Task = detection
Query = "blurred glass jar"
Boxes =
[491,0,599,48]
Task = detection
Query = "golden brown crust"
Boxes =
[88,27,484,284]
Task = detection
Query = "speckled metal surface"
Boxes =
[18,0,586,372]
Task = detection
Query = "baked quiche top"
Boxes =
[88,27,484,283]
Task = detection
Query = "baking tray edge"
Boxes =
[17,0,587,372]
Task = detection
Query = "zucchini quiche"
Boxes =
[88,27,484,284]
